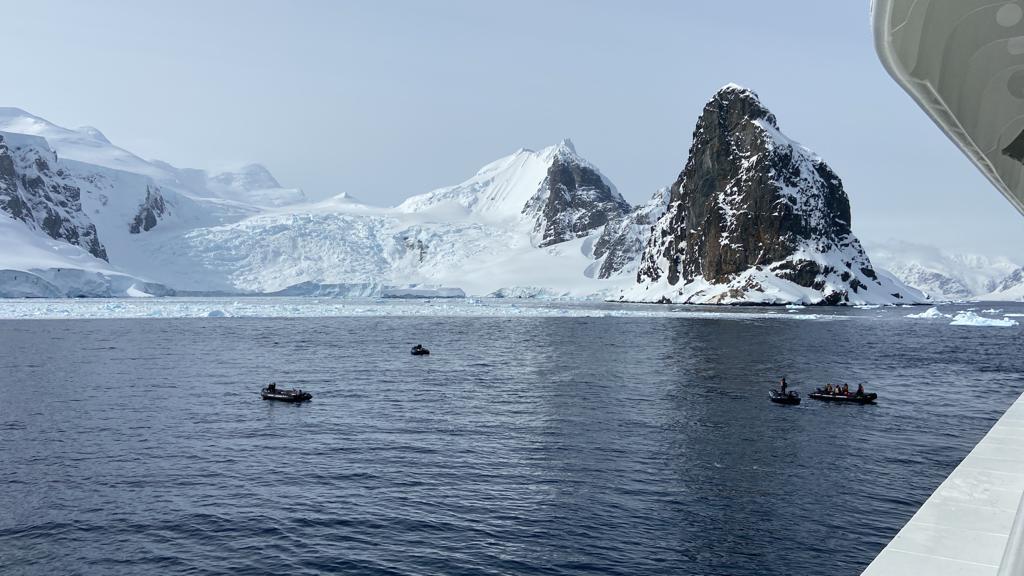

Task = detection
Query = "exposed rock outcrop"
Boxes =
[592,187,670,279]
[0,133,107,260]
[129,186,167,234]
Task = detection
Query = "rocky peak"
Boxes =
[708,84,778,131]
[523,142,632,248]
[632,85,917,305]
[554,138,577,155]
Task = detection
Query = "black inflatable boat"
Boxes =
[769,390,801,405]
[261,383,312,402]
[411,345,430,356]
[809,390,877,404]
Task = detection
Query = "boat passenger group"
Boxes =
[780,378,866,397]
[819,382,867,398]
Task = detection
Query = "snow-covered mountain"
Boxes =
[0,107,308,296]
[867,241,1023,301]
[0,108,304,209]
[394,138,631,245]
[0,94,971,304]
[623,85,925,305]
[147,141,638,295]
[0,108,639,297]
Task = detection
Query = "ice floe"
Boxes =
[0,297,851,321]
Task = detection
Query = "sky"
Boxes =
[4,0,1023,259]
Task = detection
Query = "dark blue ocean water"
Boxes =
[1,303,1023,575]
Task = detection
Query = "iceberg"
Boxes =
[949,311,1019,327]
[906,307,950,319]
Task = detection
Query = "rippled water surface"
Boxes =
[2,302,1023,575]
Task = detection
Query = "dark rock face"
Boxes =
[636,85,888,304]
[0,134,107,260]
[593,188,670,279]
[524,141,631,248]
[129,186,167,234]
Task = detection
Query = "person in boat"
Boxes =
[855,383,865,398]
[824,383,832,394]
[779,377,788,395]
[842,383,850,396]
[268,382,277,392]
[413,344,425,353]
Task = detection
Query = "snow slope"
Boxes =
[987,268,1024,301]
[0,213,171,297]
[397,142,570,222]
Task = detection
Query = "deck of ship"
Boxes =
[863,390,1024,575]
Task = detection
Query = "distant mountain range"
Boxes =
[2,89,1014,303]
[867,242,1023,301]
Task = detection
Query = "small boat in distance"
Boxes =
[411,344,430,356]
[261,382,312,402]
[809,388,877,404]
[769,390,801,405]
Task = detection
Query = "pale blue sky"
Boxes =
[4,0,1023,258]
